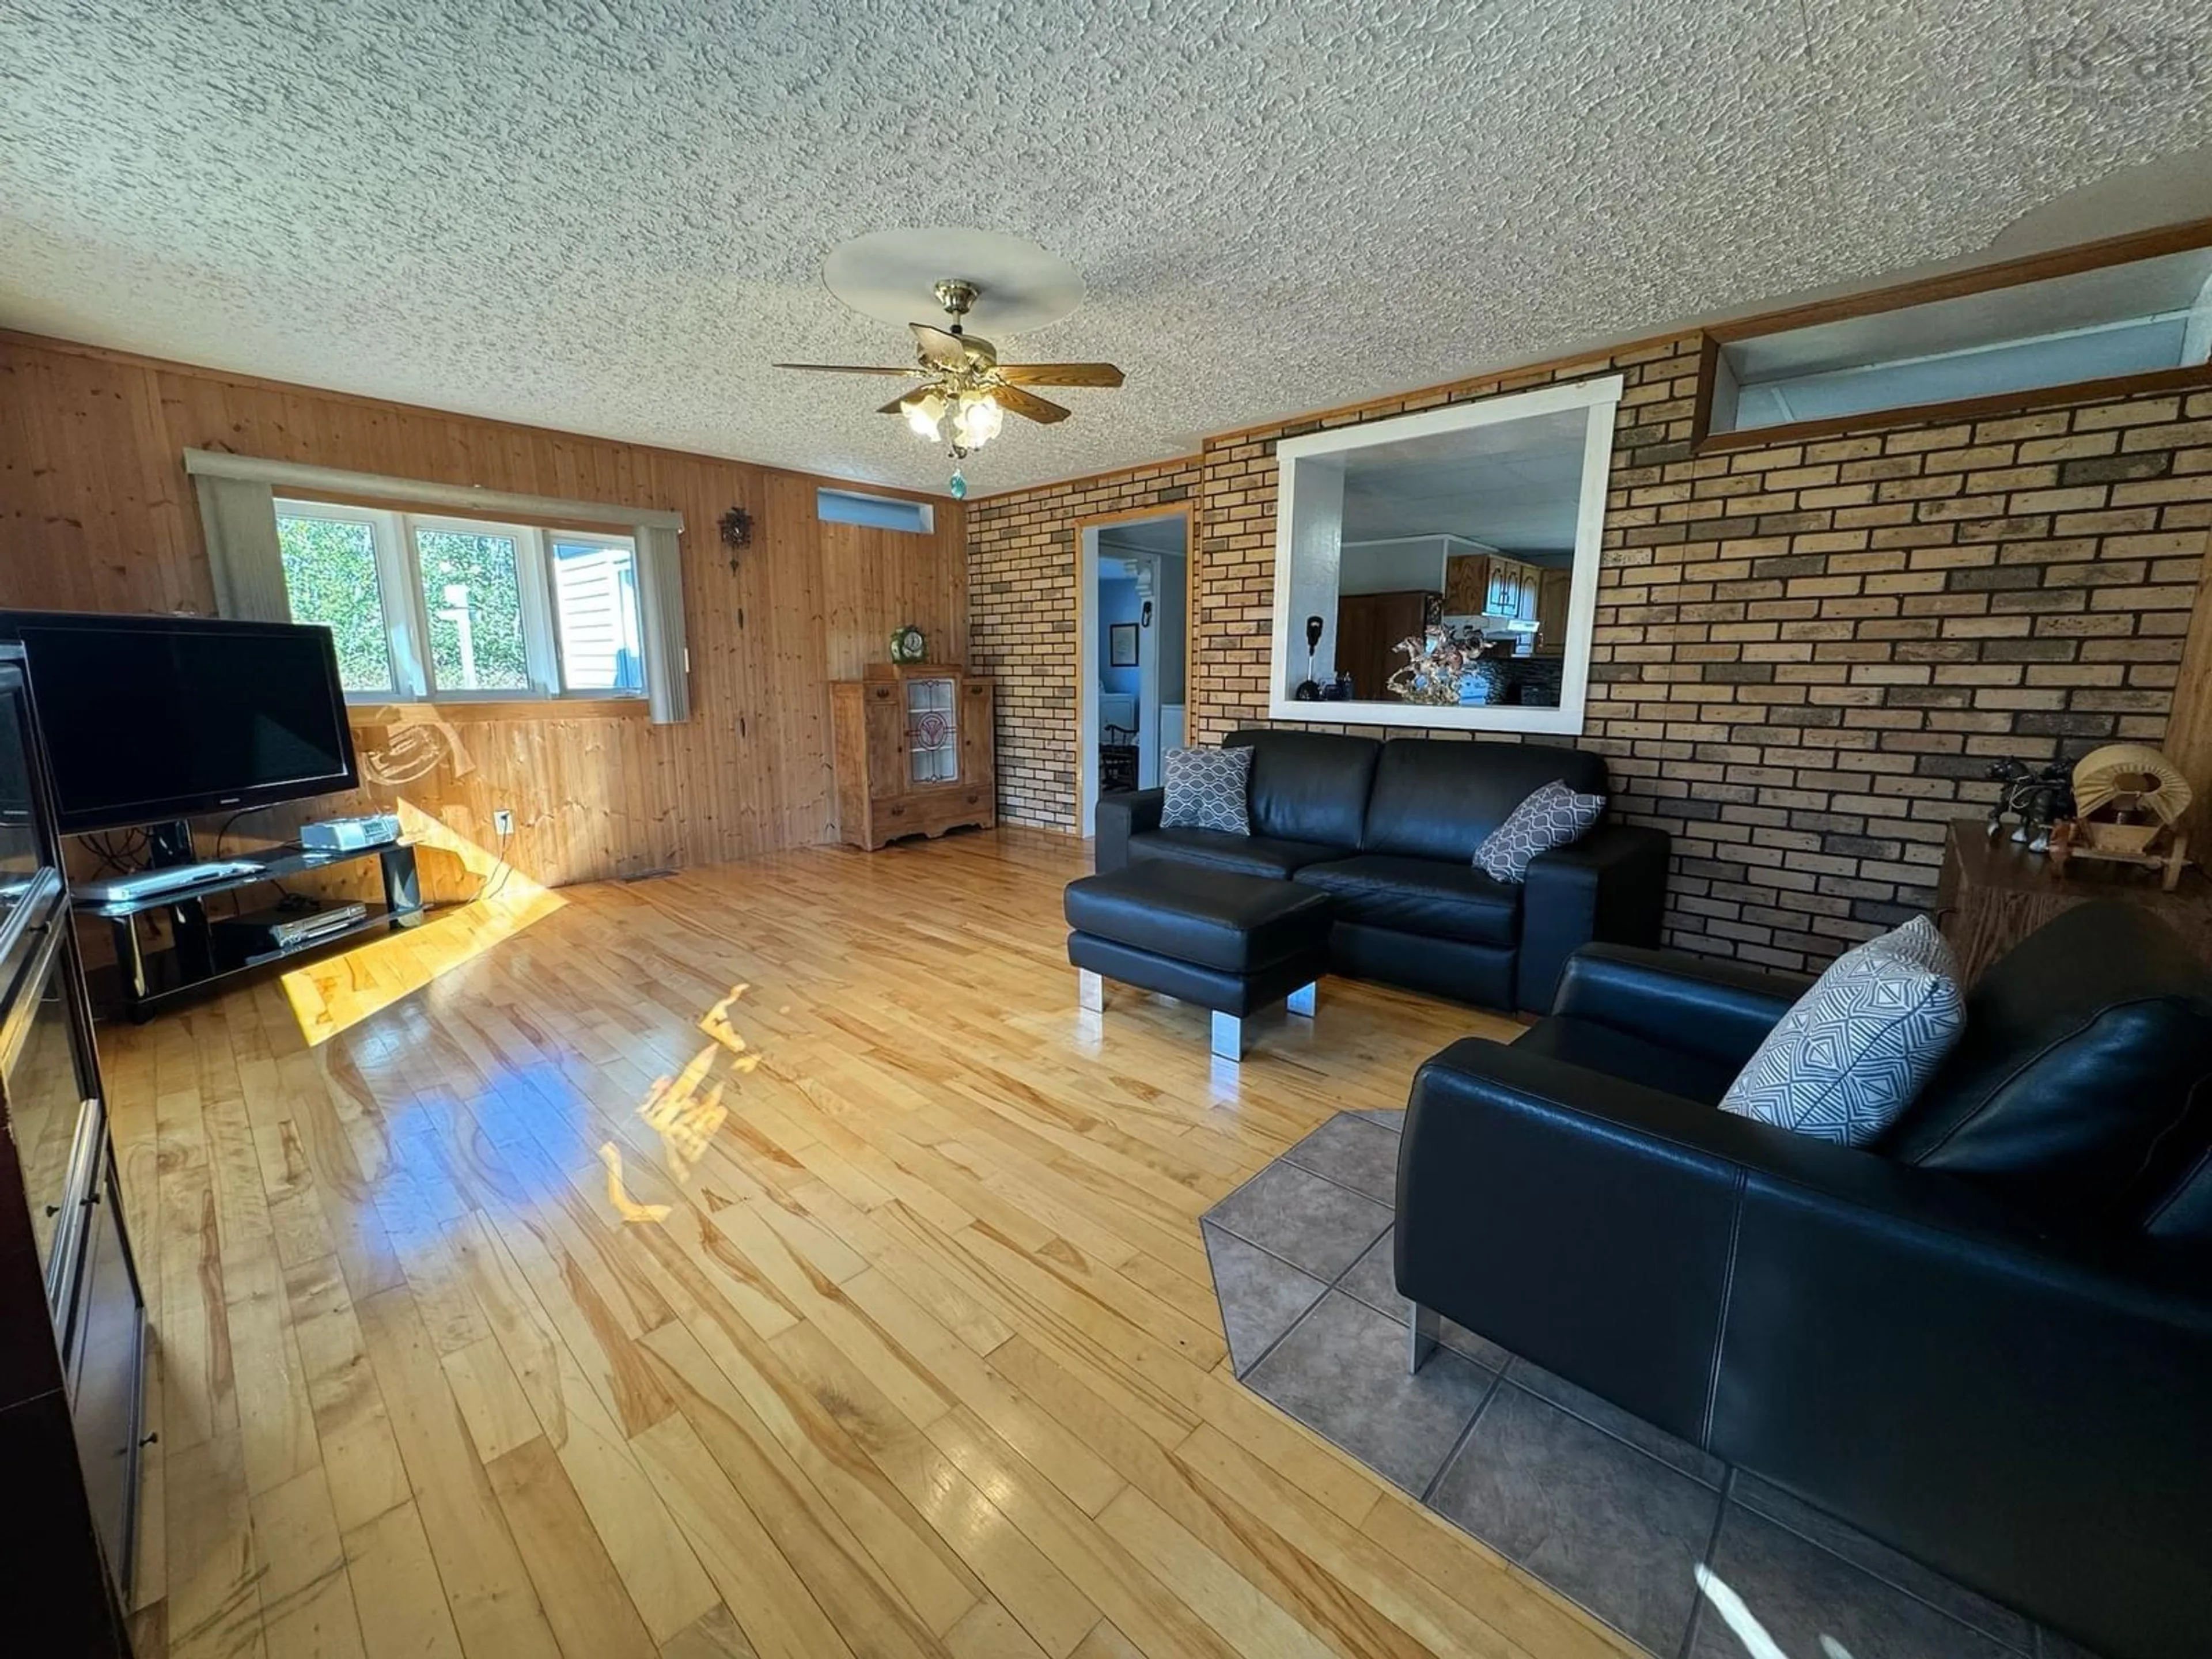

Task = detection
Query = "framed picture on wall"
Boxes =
[1109,623,1139,668]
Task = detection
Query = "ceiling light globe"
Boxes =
[902,390,945,441]
[953,392,1003,449]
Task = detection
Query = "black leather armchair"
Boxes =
[1396,904,2212,1659]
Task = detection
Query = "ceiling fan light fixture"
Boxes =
[776,253,1120,469]
[900,388,946,440]
[950,389,1003,450]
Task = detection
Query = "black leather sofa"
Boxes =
[1094,729,1669,1012]
[1396,902,2212,1659]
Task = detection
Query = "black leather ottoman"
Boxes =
[1064,862,1332,1060]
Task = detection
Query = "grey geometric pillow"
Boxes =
[1872,912,1960,980]
[1719,916,1965,1147]
[1161,744,1253,836]
[1474,778,1605,882]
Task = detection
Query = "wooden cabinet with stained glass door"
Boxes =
[831,662,997,850]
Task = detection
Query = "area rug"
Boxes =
[1200,1111,2092,1659]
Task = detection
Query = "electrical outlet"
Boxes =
[493,808,514,836]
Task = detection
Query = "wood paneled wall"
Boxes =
[0,331,966,895]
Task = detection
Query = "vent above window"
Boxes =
[817,488,934,533]
[1703,235,2212,448]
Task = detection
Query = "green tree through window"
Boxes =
[274,499,649,702]
[415,529,529,691]
[276,514,390,690]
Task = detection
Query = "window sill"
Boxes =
[345,696,650,723]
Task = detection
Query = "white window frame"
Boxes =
[274,497,645,705]
[542,528,647,696]
[271,498,409,695]
[404,512,558,699]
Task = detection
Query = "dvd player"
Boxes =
[211,902,370,961]
[74,859,263,904]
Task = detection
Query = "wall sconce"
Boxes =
[1141,600,1154,629]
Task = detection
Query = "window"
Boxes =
[274,505,395,692]
[274,499,645,702]
[816,487,934,533]
[1704,238,2212,445]
[548,534,643,693]
[412,518,533,693]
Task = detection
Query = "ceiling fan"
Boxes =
[775,278,1124,487]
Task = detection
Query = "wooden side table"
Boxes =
[1936,817,2212,983]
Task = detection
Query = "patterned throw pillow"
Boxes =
[1873,912,1961,979]
[1473,779,1605,882]
[1719,916,1965,1146]
[1160,744,1253,836]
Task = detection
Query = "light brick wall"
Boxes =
[967,458,1203,828]
[972,336,2212,970]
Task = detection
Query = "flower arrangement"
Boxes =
[1386,623,1486,704]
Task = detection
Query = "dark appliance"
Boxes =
[0,609,358,835]
[0,643,145,1657]
[210,899,372,965]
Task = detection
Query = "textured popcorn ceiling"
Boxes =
[5,2,2210,496]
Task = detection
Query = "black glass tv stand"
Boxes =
[78,820,425,1021]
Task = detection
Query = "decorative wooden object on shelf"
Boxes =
[2048,818,2193,891]
[1937,817,2212,984]
[831,662,995,850]
[2047,741,2198,889]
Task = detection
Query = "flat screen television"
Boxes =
[0,611,359,835]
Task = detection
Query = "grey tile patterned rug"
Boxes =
[1202,1110,2094,1659]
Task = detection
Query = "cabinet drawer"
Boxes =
[870,798,922,843]
[871,791,993,844]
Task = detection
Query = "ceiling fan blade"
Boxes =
[910,323,968,368]
[875,395,915,415]
[995,362,1125,387]
[772,363,918,374]
[993,385,1071,425]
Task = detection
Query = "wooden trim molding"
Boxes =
[1200,343,1668,451]
[1703,215,2212,344]
[1687,333,1725,450]
[965,454,1203,505]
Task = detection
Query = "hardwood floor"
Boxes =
[104,827,1634,1659]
